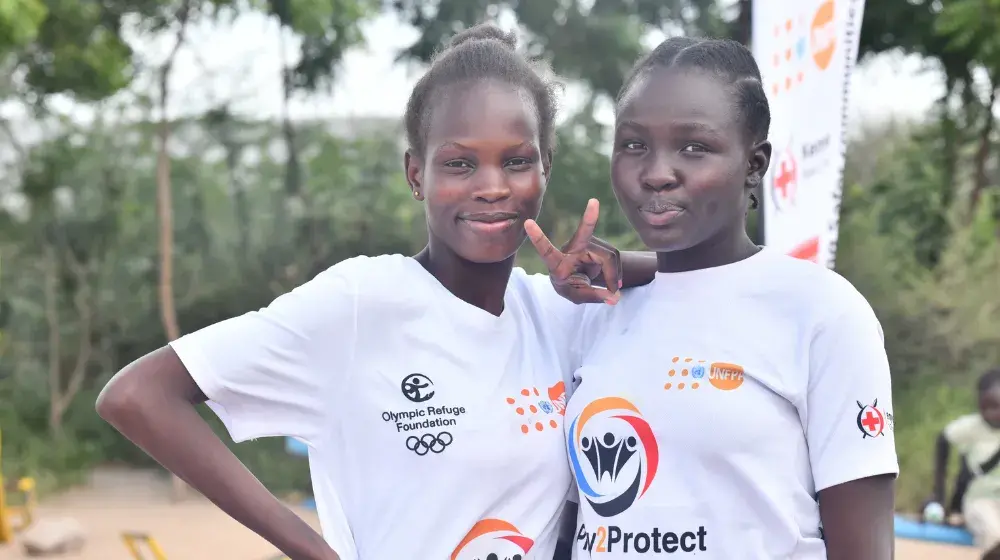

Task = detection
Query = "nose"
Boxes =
[642,153,678,191]
[472,166,512,203]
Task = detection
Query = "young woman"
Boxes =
[96,25,655,560]
[545,37,898,559]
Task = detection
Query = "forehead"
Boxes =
[617,68,740,134]
[983,385,1000,401]
[425,80,540,145]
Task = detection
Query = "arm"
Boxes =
[933,431,951,505]
[97,349,334,560]
[818,475,895,560]
[805,289,897,560]
[97,261,361,560]
[553,501,578,559]
[619,251,657,289]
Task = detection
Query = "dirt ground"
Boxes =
[0,467,984,559]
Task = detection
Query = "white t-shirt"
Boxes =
[565,248,898,559]
[943,414,1000,503]
[170,254,583,560]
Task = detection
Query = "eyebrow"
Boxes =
[617,120,722,136]
[434,140,536,151]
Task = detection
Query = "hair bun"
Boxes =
[448,23,517,50]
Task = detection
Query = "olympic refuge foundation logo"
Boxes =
[569,397,708,554]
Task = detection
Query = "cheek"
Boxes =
[688,161,745,214]
[610,158,639,196]
[423,171,466,207]
[514,171,546,208]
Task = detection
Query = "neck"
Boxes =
[656,226,759,273]
[415,240,514,317]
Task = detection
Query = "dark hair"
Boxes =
[617,37,771,209]
[978,368,1000,394]
[404,23,560,158]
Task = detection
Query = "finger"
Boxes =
[524,219,565,270]
[589,237,624,289]
[566,198,600,251]
[597,249,621,295]
[562,285,620,305]
[557,269,620,305]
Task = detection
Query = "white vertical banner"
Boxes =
[752,0,865,268]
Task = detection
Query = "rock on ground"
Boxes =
[20,518,86,557]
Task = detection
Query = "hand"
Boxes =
[524,198,622,305]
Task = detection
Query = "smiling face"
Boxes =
[611,67,769,253]
[405,80,548,264]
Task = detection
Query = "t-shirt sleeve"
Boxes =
[943,415,983,454]
[169,258,363,446]
[805,291,899,492]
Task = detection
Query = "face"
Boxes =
[611,68,770,253]
[405,80,548,264]
[980,385,1000,428]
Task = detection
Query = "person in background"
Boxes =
[531,36,898,559]
[96,23,656,560]
[930,368,1000,559]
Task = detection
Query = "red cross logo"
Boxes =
[862,411,882,433]
[856,399,885,438]
[771,149,798,209]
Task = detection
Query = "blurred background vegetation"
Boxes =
[0,0,999,512]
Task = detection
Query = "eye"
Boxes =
[505,156,534,170]
[681,143,709,154]
[621,140,646,152]
[443,159,474,169]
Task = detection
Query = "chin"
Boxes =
[636,230,698,253]
[457,243,520,265]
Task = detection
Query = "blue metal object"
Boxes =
[894,514,975,547]
[285,437,308,457]
[284,438,315,509]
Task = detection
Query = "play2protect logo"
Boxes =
[568,397,707,554]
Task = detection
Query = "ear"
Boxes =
[404,149,424,201]
[542,149,554,186]
[745,140,771,188]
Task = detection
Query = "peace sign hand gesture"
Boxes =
[524,199,622,305]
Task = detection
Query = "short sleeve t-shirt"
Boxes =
[943,414,1000,503]
[169,254,583,560]
[565,248,898,559]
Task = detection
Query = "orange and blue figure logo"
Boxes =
[567,397,659,517]
[451,519,534,560]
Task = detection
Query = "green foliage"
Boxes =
[0,0,48,51]
[391,0,732,99]
[839,119,1000,511]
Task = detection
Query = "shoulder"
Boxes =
[944,414,986,441]
[312,254,416,297]
[316,254,410,283]
[758,250,879,334]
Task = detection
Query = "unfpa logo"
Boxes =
[451,519,533,560]
[664,356,745,392]
[568,397,659,517]
[768,0,838,97]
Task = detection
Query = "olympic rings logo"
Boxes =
[405,431,453,456]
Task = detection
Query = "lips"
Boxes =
[638,201,684,227]
[458,211,520,233]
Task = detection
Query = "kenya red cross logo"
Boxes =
[771,147,798,210]
[856,399,885,438]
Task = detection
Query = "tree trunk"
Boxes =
[971,83,997,215]
[157,5,191,502]
[43,244,63,438]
